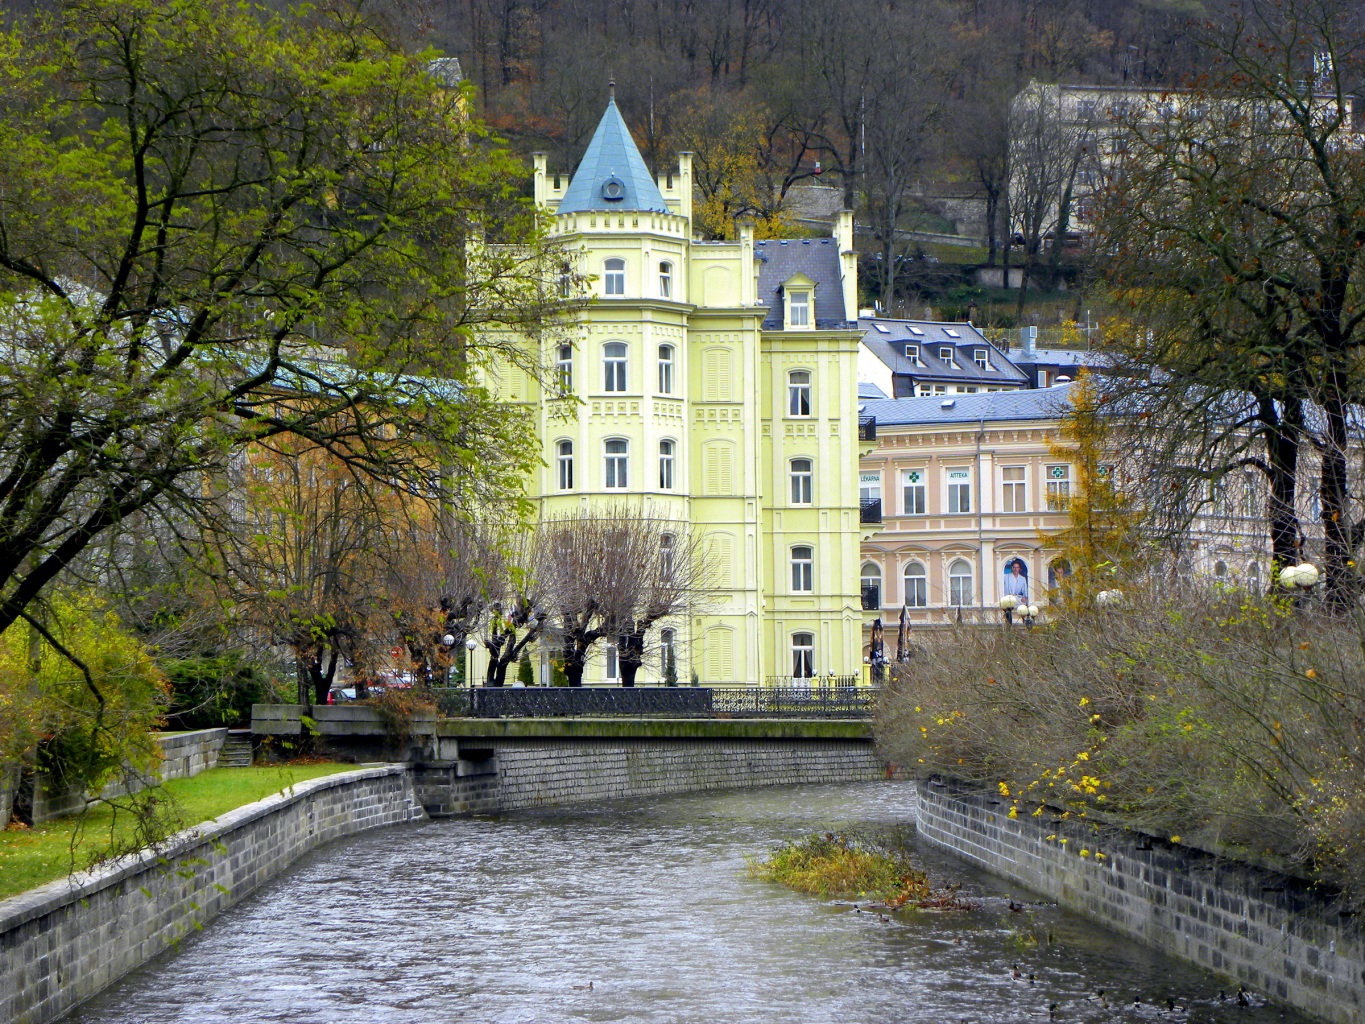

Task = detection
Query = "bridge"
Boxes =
[251,686,883,815]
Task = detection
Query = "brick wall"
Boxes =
[0,766,424,1024]
[915,779,1364,1024]
[416,737,885,815]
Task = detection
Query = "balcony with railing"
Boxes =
[859,498,882,525]
[858,415,877,442]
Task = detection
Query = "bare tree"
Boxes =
[542,506,709,687]
[1094,0,1365,600]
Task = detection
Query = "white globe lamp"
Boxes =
[1293,563,1319,588]
[999,595,1020,611]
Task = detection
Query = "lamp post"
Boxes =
[465,636,478,691]
[999,594,1020,625]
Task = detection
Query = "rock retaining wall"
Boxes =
[0,765,424,1024]
[416,736,885,815]
[915,779,1364,1024]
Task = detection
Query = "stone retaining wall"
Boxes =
[416,737,884,815]
[12,729,231,826]
[915,779,1364,1024]
[0,765,424,1024]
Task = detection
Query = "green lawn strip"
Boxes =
[0,763,356,900]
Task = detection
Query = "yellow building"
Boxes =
[496,94,865,685]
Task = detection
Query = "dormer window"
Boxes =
[974,348,989,369]
[904,344,922,365]
[604,258,625,297]
[789,290,810,327]
[601,176,626,202]
[939,346,956,365]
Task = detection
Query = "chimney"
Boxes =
[1024,325,1038,357]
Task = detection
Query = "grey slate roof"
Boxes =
[557,99,671,215]
[427,57,464,87]
[859,317,1028,386]
[860,382,1076,427]
[755,238,851,330]
[858,381,888,399]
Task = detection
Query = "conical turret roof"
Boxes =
[557,97,670,215]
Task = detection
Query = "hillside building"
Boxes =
[487,93,867,685]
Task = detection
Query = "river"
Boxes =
[68,781,1307,1023]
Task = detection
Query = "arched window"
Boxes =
[556,343,573,391]
[791,545,814,592]
[788,370,811,416]
[1047,558,1071,590]
[791,632,815,679]
[1002,557,1030,602]
[658,261,673,299]
[1214,559,1228,577]
[861,562,882,611]
[603,257,626,297]
[555,439,574,490]
[603,342,627,392]
[1248,561,1262,589]
[658,344,674,394]
[948,558,974,607]
[659,439,675,490]
[604,438,628,489]
[790,458,813,504]
[903,562,927,608]
[660,628,676,678]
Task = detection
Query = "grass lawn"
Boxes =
[0,763,357,901]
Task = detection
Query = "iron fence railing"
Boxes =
[859,497,882,524]
[425,684,879,719]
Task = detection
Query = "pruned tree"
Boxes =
[542,506,708,687]
[1094,0,1365,602]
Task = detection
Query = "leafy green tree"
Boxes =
[0,0,573,652]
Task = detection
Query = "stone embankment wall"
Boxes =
[0,766,424,1024]
[915,779,1364,1024]
[417,736,882,815]
[4,729,230,826]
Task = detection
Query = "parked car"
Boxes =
[326,687,357,704]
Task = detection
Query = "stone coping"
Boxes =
[0,764,406,933]
[434,717,874,741]
[154,728,229,750]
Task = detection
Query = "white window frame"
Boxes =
[1002,466,1026,513]
[791,545,814,593]
[860,562,882,610]
[660,628,676,676]
[556,343,573,391]
[790,458,813,505]
[605,644,620,681]
[603,257,626,297]
[789,290,810,327]
[1046,464,1072,511]
[659,439,675,490]
[791,632,815,678]
[660,534,676,577]
[948,558,974,607]
[556,439,574,490]
[658,344,674,395]
[903,562,927,608]
[974,348,989,369]
[939,346,956,365]
[658,261,673,299]
[788,370,812,417]
[604,437,629,489]
[859,471,881,507]
[902,469,926,515]
[947,468,972,514]
[603,342,627,392]
[904,344,921,365]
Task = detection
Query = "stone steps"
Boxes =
[218,733,254,768]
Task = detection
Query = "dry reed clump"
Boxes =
[746,831,970,909]
[877,583,1365,898]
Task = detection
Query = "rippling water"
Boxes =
[69,782,1306,1023]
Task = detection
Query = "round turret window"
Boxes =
[601,177,625,201]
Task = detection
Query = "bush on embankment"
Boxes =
[877,583,1365,897]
